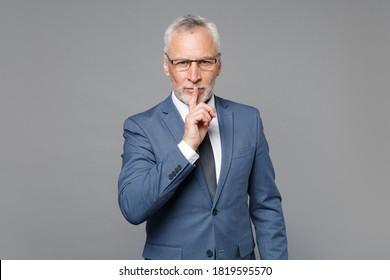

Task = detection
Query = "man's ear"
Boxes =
[163,54,170,76]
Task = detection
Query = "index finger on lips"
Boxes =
[189,86,198,112]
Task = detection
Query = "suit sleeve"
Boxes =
[118,117,194,225]
[249,110,288,259]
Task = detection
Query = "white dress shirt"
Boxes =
[172,92,222,183]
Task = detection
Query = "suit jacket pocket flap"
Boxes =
[238,235,255,258]
[143,242,182,260]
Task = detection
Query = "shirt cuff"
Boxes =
[178,140,199,165]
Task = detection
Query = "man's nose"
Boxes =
[187,62,201,83]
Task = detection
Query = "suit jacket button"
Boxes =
[206,250,213,258]
[212,209,218,216]
[168,174,173,180]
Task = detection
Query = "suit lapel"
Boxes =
[161,96,184,143]
[214,97,234,205]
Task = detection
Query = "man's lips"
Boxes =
[184,87,205,92]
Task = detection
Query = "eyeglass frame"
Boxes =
[165,53,221,71]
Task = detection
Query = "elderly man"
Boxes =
[118,15,288,260]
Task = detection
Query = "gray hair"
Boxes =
[164,15,221,53]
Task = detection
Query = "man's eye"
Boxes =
[199,60,213,66]
[176,61,190,66]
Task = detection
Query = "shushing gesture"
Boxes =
[182,86,216,150]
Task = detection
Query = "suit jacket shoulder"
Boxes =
[124,96,174,124]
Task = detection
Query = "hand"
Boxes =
[182,87,216,150]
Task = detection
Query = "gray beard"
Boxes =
[173,86,214,105]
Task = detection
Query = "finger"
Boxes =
[198,110,213,126]
[196,102,216,118]
[207,106,216,118]
[186,110,213,131]
[189,86,199,112]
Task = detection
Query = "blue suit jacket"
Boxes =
[118,95,288,259]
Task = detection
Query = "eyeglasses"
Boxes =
[165,53,220,72]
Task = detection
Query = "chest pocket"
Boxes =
[232,145,255,159]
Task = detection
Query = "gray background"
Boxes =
[1,0,389,259]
